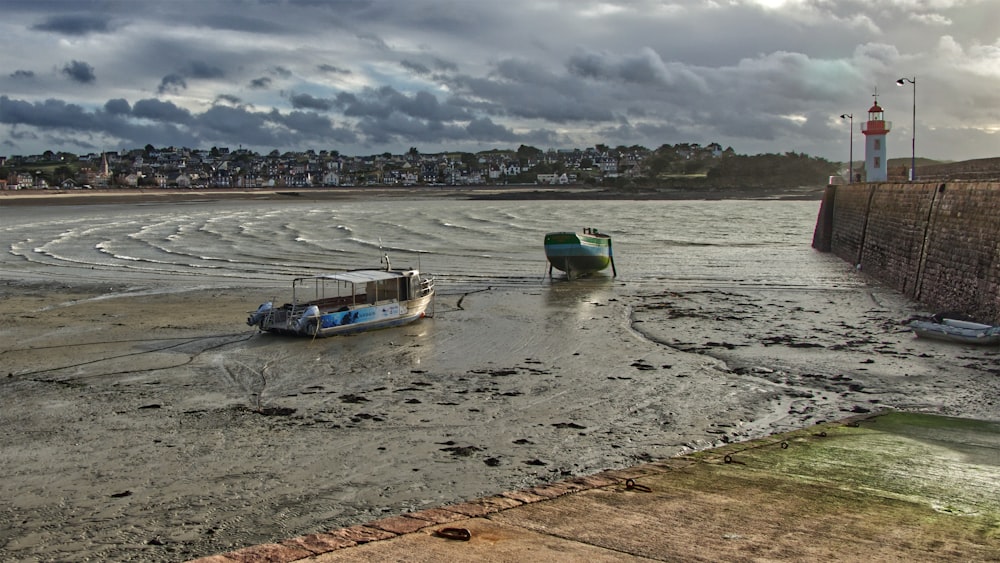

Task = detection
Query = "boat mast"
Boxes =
[378,237,390,271]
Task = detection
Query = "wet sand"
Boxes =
[2,274,998,561]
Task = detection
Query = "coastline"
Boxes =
[0,183,825,207]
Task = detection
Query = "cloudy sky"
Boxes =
[1,0,997,162]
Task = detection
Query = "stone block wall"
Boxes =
[816,181,1000,323]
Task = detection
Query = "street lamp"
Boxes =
[839,113,854,183]
[896,76,916,181]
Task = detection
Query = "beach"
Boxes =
[1,191,997,561]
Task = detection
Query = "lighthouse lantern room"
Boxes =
[860,95,892,182]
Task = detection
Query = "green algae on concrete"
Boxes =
[685,412,1000,547]
[482,412,1000,562]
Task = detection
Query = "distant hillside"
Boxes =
[633,149,838,190]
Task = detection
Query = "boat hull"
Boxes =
[544,231,613,278]
[910,319,1000,345]
[260,293,433,337]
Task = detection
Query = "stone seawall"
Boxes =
[813,181,1000,324]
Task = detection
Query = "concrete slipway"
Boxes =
[191,412,1000,562]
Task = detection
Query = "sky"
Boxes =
[1,0,998,163]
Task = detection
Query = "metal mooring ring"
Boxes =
[624,478,652,492]
[436,527,472,541]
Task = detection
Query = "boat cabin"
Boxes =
[291,269,425,310]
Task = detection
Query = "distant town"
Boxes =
[7,143,992,193]
[0,142,769,191]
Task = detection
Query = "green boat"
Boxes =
[544,228,616,279]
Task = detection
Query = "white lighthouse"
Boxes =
[861,96,892,182]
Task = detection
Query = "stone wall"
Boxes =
[814,181,1000,324]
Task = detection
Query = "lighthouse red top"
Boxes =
[862,98,890,135]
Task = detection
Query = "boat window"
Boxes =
[399,278,413,301]
[367,278,401,303]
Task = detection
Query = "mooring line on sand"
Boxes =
[454,286,493,310]
[2,332,250,353]
[6,331,256,380]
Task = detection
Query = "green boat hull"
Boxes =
[544,229,614,278]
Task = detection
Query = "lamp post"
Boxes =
[896,76,916,181]
[839,113,854,183]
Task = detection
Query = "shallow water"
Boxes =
[0,198,856,293]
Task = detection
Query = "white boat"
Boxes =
[248,255,434,338]
[910,318,1000,345]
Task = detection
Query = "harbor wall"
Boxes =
[813,181,1000,324]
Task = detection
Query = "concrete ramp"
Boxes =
[193,412,1000,562]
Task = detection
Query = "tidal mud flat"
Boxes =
[1,277,998,561]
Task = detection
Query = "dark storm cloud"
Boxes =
[0,1,994,159]
[356,113,541,147]
[403,90,469,121]
[133,99,194,123]
[31,14,114,36]
[157,74,187,95]
[103,121,199,150]
[62,60,96,84]
[196,13,291,34]
[0,92,359,153]
[156,62,224,94]
[465,117,516,142]
[249,77,273,89]
[186,61,225,80]
[271,109,356,142]
[401,60,431,75]
[318,64,351,75]
[104,98,131,115]
[356,32,389,51]
[447,59,615,123]
[215,94,243,106]
[353,113,448,145]
[335,87,471,122]
[324,81,532,148]
[2,129,37,149]
[431,57,458,72]
[291,93,333,111]
[0,94,182,151]
[569,51,641,82]
[566,48,709,93]
[195,105,357,147]
[199,105,273,137]
[0,96,96,128]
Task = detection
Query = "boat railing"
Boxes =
[259,307,284,327]
[420,277,435,296]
